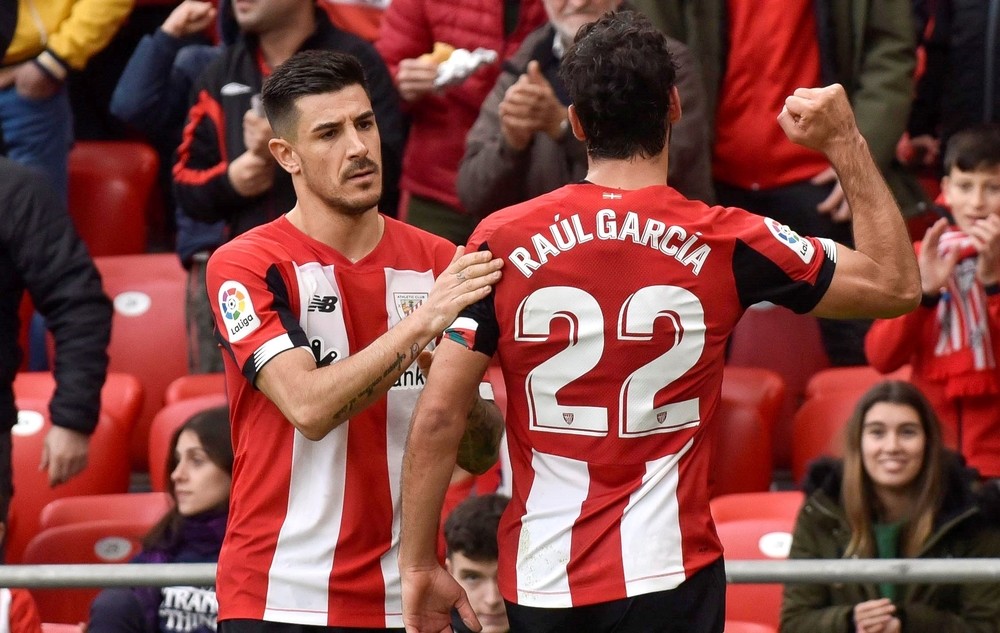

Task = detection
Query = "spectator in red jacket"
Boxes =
[866,124,1000,479]
[376,0,547,244]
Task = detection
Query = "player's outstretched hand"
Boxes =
[422,246,502,334]
[777,84,861,155]
[402,565,481,633]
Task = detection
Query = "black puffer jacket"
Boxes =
[0,157,111,434]
[780,454,1000,633]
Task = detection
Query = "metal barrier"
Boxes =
[1,559,999,588]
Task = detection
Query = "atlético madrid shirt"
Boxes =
[447,182,836,608]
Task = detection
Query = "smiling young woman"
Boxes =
[780,380,1000,633]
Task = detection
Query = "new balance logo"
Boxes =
[308,295,339,313]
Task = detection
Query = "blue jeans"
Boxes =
[0,84,73,202]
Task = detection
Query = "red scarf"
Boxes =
[919,238,1000,398]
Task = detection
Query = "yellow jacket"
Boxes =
[3,0,133,78]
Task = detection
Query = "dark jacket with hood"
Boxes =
[780,455,1000,633]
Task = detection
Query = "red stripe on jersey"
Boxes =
[566,463,645,604]
[327,269,393,626]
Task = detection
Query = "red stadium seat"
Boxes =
[710,398,773,498]
[147,395,228,492]
[727,303,829,469]
[804,365,911,400]
[22,520,153,624]
[710,491,804,525]
[721,366,787,436]
[789,393,859,484]
[6,399,131,564]
[716,518,796,629]
[67,141,158,257]
[164,372,226,405]
[13,371,144,436]
[92,253,189,472]
[39,492,172,531]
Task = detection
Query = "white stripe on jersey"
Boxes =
[515,450,590,607]
[818,237,838,263]
[620,439,692,596]
[264,263,352,624]
[380,267,437,626]
[253,333,296,371]
[264,427,350,624]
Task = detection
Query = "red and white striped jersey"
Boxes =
[207,215,454,627]
[454,182,836,608]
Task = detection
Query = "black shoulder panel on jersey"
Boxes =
[732,239,835,314]
[238,264,311,385]
[458,241,501,357]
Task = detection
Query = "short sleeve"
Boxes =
[730,214,837,313]
[206,243,311,384]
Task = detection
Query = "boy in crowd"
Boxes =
[867,124,1000,479]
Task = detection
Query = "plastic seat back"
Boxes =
[22,520,152,624]
[711,398,773,497]
[164,372,226,405]
[717,517,795,629]
[67,141,158,257]
[13,371,144,437]
[805,365,911,400]
[92,253,189,472]
[790,393,858,484]
[39,492,172,531]
[710,491,805,524]
[727,303,829,469]
[6,399,132,564]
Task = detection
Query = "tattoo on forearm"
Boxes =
[410,343,420,359]
[333,351,407,419]
[456,398,503,475]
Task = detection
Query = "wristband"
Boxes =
[984,283,1000,296]
[920,293,941,308]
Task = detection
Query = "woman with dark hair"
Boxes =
[88,406,232,633]
[781,380,1000,633]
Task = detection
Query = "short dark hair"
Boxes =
[444,494,509,561]
[262,49,370,137]
[559,10,676,160]
[943,124,1000,173]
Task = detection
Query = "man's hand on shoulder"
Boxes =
[40,426,90,487]
[416,246,502,336]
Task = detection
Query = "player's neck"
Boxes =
[585,151,669,191]
[286,203,384,262]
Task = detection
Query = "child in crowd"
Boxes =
[866,124,1000,479]
[781,380,1000,633]
[443,494,510,633]
[88,406,232,633]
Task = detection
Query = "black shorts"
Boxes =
[219,621,403,633]
[504,556,726,633]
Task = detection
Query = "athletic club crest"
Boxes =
[394,292,428,319]
[563,413,574,425]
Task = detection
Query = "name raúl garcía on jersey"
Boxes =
[509,209,711,278]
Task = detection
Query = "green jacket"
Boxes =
[630,0,929,216]
[780,457,1000,633]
